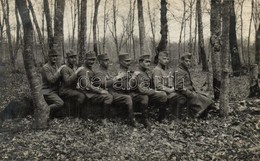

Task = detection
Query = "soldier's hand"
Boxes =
[132,71,141,79]
[115,72,126,80]
[75,66,84,74]
[57,65,66,73]
[100,90,109,94]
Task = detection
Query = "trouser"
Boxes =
[149,92,168,121]
[43,91,64,117]
[168,92,188,119]
[60,89,86,117]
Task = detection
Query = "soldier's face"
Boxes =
[85,58,96,67]
[182,58,191,68]
[67,56,77,65]
[49,55,58,64]
[158,55,169,66]
[140,59,151,70]
[120,60,131,69]
[101,59,109,69]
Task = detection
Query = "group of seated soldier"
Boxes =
[41,49,214,128]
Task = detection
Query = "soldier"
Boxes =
[152,51,176,120]
[132,54,168,124]
[59,50,85,117]
[77,51,113,122]
[94,53,138,127]
[112,53,153,127]
[173,52,214,118]
[41,49,65,117]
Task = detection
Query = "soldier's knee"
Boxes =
[77,93,85,104]
[140,95,149,105]
[158,92,167,103]
[124,96,133,106]
[103,94,113,105]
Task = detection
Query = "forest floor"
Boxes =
[0,65,259,160]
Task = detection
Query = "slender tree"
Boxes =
[210,0,221,100]
[93,0,101,56]
[229,0,242,76]
[147,0,156,56]
[78,0,87,65]
[43,0,54,49]
[197,0,208,71]
[156,0,168,54]
[1,0,15,69]
[220,0,230,117]
[16,0,49,129]
[137,0,146,56]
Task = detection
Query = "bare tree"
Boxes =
[147,0,156,56]
[102,0,108,53]
[0,11,4,63]
[156,0,168,53]
[220,0,230,117]
[16,0,49,129]
[78,0,87,65]
[210,0,221,100]
[28,0,47,61]
[137,0,145,56]
[14,2,21,61]
[247,0,254,65]
[44,0,54,49]
[1,0,15,69]
[229,0,242,76]
[93,0,101,56]
[188,0,195,53]
[196,0,208,71]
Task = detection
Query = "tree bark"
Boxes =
[137,0,146,56]
[0,13,4,63]
[28,0,47,61]
[93,0,101,56]
[229,0,242,76]
[16,0,49,129]
[78,0,87,65]
[247,0,254,65]
[210,0,221,100]
[197,0,208,72]
[14,2,21,61]
[1,0,15,70]
[147,0,156,57]
[220,0,230,117]
[156,0,168,53]
[43,0,54,49]
[102,0,108,53]
[256,24,260,65]
[53,0,65,63]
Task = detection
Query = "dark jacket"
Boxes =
[41,62,60,94]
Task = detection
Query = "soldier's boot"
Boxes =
[102,104,111,125]
[158,105,167,123]
[140,105,151,129]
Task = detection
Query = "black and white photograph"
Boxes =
[0,0,259,160]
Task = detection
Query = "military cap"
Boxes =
[66,50,77,58]
[181,52,192,59]
[139,54,151,61]
[97,53,109,61]
[158,51,169,57]
[85,51,96,59]
[48,49,59,57]
[118,53,131,61]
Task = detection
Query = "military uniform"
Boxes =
[59,51,85,116]
[174,63,213,117]
[41,50,64,116]
[77,52,113,111]
[94,53,135,125]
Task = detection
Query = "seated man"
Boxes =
[152,51,176,119]
[59,50,85,117]
[173,52,213,118]
[94,53,137,126]
[77,51,113,122]
[41,49,65,118]
[132,54,168,124]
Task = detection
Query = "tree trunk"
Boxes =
[220,0,230,117]
[229,0,242,76]
[93,0,101,56]
[197,0,208,72]
[210,0,221,100]
[14,2,21,60]
[247,0,254,65]
[102,0,108,53]
[1,0,15,69]
[156,0,168,53]
[0,14,4,63]
[147,0,156,57]
[78,0,87,65]
[137,0,146,56]
[239,0,245,65]
[28,0,47,61]
[16,0,49,129]
[53,0,65,63]
[43,0,54,49]
[256,24,260,65]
